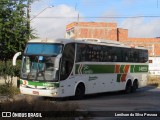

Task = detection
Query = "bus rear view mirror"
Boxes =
[13,52,22,66]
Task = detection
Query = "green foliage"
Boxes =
[0,60,21,86]
[0,0,36,61]
[0,84,20,97]
[0,60,21,77]
[0,60,21,97]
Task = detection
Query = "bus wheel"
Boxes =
[125,80,132,94]
[75,83,85,99]
[132,80,138,93]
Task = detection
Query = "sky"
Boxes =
[30,0,160,39]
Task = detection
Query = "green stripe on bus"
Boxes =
[117,74,121,82]
[20,80,23,84]
[76,64,148,74]
[20,79,60,88]
[120,65,125,73]
[75,64,115,74]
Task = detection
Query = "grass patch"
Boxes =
[147,75,160,87]
[0,96,89,120]
[0,84,20,97]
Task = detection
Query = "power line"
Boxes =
[32,15,160,19]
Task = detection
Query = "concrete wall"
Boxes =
[149,57,160,75]
[0,77,18,87]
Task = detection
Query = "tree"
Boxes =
[0,0,35,61]
[0,0,37,86]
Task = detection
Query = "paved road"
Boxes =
[57,85,160,119]
[69,85,160,111]
[1,85,159,119]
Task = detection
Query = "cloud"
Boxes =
[120,18,160,38]
[99,8,118,23]
[30,0,160,39]
[31,0,51,15]
[122,0,136,6]
[31,2,78,39]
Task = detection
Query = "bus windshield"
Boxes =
[21,43,63,81]
[25,43,62,56]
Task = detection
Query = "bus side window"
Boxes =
[144,50,148,62]
[114,56,117,62]
[76,44,86,62]
[60,43,75,80]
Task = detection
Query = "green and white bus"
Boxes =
[13,38,148,98]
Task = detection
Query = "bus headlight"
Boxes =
[21,84,27,87]
[51,92,57,96]
[46,87,54,90]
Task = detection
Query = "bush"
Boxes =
[0,60,21,86]
[0,84,20,97]
[147,75,160,87]
[0,98,89,120]
[0,60,21,77]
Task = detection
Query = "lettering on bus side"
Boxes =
[139,66,148,72]
[42,83,60,88]
[83,70,93,74]
[89,76,98,81]
[43,83,54,87]
[130,65,148,73]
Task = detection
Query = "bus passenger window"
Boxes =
[114,56,117,62]
[126,57,128,62]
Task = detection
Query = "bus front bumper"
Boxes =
[20,86,60,97]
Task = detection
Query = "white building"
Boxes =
[149,57,160,75]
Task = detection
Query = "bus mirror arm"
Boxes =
[13,52,22,66]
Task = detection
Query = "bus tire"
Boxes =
[125,80,132,94]
[75,83,85,99]
[132,80,138,93]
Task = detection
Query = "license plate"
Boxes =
[32,91,39,95]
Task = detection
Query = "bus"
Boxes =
[13,38,148,99]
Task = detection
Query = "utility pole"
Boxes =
[77,13,80,38]
[27,0,31,40]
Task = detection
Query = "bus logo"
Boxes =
[77,64,93,74]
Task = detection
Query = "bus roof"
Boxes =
[28,38,147,50]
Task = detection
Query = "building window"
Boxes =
[149,60,152,63]
[66,28,75,38]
